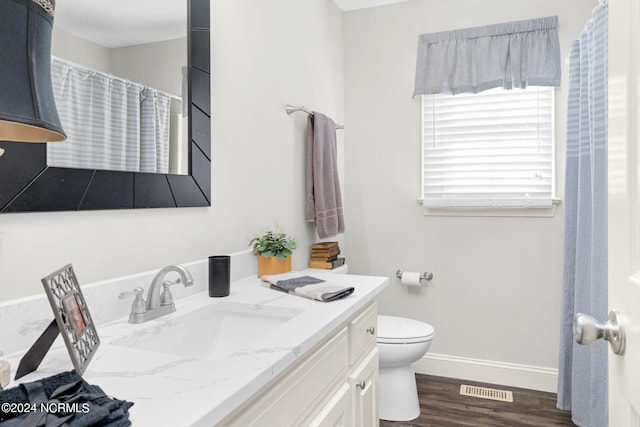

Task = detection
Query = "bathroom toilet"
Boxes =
[309,264,434,421]
[377,315,435,421]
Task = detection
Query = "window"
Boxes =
[421,86,555,212]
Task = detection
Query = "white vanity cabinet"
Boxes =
[221,302,379,427]
[1,260,389,427]
[347,301,379,427]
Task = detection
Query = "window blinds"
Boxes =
[422,86,554,209]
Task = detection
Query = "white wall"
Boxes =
[52,30,187,99]
[343,0,597,370]
[0,0,344,300]
[52,28,110,72]
[110,38,186,96]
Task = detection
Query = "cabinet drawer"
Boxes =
[348,302,377,366]
[224,327,349,427]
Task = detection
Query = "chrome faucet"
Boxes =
[120,264,195,323]
[147,264,194,310]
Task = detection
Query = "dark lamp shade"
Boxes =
[0,0,66,143]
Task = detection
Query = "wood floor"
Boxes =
[380,374,576,427]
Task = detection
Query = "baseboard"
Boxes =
[412,353,558,393]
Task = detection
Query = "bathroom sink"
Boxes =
[111,301,302,361]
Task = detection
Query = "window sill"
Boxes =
[417,198,561,218]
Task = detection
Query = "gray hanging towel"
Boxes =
[305,112,344,238]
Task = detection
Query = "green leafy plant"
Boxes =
[249,229,297,260]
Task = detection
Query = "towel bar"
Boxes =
[286,104,344,130]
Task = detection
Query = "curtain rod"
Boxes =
[285,105,344,130]
[51,56,182,102]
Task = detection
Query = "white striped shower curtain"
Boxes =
[48,59,171,174]
[557,2,608,426]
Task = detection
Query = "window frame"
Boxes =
[419,86,559,217]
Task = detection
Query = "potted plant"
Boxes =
[250,229,297,277]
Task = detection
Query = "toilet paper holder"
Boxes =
[395,269,434,282]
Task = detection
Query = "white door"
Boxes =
[608,0,640,424]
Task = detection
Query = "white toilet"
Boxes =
[308,264,435,421]
[377,315,435,421]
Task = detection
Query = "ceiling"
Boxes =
[54,0,186,49]
[52,0,411,49]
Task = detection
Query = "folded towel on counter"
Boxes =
[0,370,133,427]
[261,272,354,302]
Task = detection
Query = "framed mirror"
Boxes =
[0,0,210,212]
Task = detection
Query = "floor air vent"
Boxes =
[459,385,513,402]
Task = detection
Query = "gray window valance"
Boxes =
[413,16,561,96]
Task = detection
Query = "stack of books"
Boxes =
[309,242,345,269]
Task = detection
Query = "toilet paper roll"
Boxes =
[400,272,422,287]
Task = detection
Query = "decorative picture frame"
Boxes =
[41,264,100,375]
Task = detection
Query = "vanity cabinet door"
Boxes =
[349,348,379,427]
[307,383,352,427]
[223,327,348,427]
[348,302,377,366]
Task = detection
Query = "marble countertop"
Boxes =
[3,272,388,426]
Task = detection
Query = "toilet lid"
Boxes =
[377,315,435,344]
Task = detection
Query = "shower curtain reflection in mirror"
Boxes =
[47,57,186,174]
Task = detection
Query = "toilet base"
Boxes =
[378,364,420,421]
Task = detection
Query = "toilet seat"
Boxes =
[377,315,435,344]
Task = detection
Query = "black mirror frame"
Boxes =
[0,0,210,213]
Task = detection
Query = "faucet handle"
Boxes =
[119,287,147,316]
[160,279,181,306]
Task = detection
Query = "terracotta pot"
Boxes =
[257,255,292,277]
